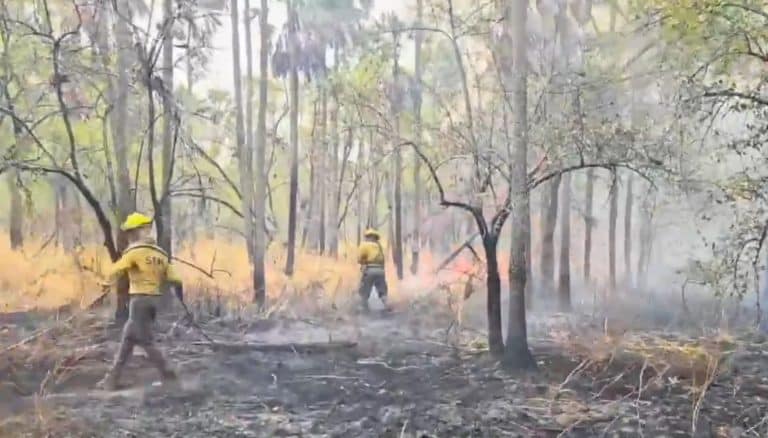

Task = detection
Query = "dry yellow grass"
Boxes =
[0,235,464,312]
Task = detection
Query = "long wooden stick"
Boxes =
[434,233,480,273]
[192,340,357,354]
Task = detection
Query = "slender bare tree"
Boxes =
[504,0,535,368]
[253,0,269,306]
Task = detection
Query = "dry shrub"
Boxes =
[1,234,472,313]
[551,325,737,399]
[0,235,104,312]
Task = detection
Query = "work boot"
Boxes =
[380,297,392,313]
[161,367,180,386]
[96,372,120,391]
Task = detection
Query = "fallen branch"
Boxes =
[434,233,480,273]
[192,340,357,354]
[2,315,75,354]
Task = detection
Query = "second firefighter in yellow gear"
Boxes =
[357,229,389,312]
[98,212,182,390]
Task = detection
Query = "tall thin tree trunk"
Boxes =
[7,172,23,249]
[504,0,534,368]
[356,133,365,246]
[624,174,633,288]
[411,0,424,275]
[540,174,561,295]
[186,22,193,93]
[484,235,504,355]
[608,171,619,294]
[558,172,572,311]
[301,97,319,249]
[4,96,23,249]
[158,0,174,254]
[285,0,300,275]
[253,0,269,306]
[584,168,594,281]
[111,0,135,322]
[318,88,328,253]
[328,49,340,257]
[244,0,256,262]
[367,129,378,229]
[637,186,654,291]
[231,0,257,294]
[56,180,78,251]
[392,34,404,280]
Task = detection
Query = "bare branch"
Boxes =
[702,90,768,107]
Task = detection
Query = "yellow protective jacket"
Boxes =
[357,240,385,266]
[106,240,182,295]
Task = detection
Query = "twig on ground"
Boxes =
[599,414,622,438]
[2,315,75,354]
[356,359,425,372]
[593,371,627,399]
[636,358,649,438]
[691,355,720,435]
[745,414,768,436]
[553,358,591,400]
[192,340,357,354]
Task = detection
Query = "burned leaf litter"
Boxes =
[2,308,768,437]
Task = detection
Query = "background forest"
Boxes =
[3,0,768,436]
[1,0,768,382]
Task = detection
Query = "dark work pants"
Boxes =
[107,294,173,381]
[358,265,388,304]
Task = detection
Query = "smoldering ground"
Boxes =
[2,268,768,438]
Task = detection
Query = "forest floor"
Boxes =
[2,295,768,437]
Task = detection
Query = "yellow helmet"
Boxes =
[121,212,153,231]
[364,228,380,239]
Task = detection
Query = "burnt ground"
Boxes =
[2,298,768,437]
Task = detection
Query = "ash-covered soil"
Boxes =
[2,301,768,437]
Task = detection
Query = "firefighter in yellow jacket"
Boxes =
[357,228,389,312]
[98,212,182,390]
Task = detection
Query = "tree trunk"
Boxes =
[285,0,300,275]
[253,0,269,307]
[637,186,654,291]
[525,191,534,310]
[558,172,572,311]
[484,235,504,355]
[367,129,378,229]
[392,37,404,280]
[111,0,135,323]
[55,180,79,251]
[411,0,424,275]
[608,170,619,294]
[328,51,340,257]
[624,174,633,289]
[356,133,365,246]
[301,97,319,249]
[583,169,594,282]
[158,0,174,254]
[540,174,561,295]
[1,26,23,250]
[231,0,257,292]
[243,0,257,263]
[318,88,328,254]
[7,172,23,249]
[504,0,535,368]
[4,91,24,250]
[186,21,194,94]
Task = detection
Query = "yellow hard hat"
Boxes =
[364,228,380,238]
[121,212,153,231]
